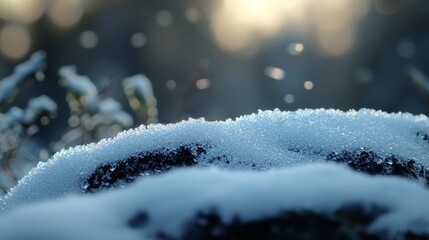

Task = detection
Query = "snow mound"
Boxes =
[0,164,429,240]
[2,109,429,211]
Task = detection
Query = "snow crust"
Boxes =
[0,164,429,240]
[2,109,429,211]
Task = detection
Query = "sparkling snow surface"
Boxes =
[2,109,429,211]
[0,164,429,240]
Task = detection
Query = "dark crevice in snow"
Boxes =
[83,144,207,193]
[169,205,389,240]
[127,211,149,228]
[326,149,429,185]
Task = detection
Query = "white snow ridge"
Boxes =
[1,109,429,239]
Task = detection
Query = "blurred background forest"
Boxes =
[0,0,429,193]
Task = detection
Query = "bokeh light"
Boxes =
[0,0,46,23]
[166,80,177,90]
[312,0,370,56]
[287,43,304,56]
[304,81,314,90]
[130,33,146,48]
[211,0,286,53]
[196,78,210,90]
[79,31,98,49]
[68,115,80,128]
[265,67,285,81]
[156,10,173,27]
[0,24,31,60]
[211,0,371,56]
[284,94,295,104]
[48,0,84,28]
[185,8,201,24]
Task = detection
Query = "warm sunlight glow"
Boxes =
[317,27,356,56]
[222,0,284,33]
[211,0,286,53]
[312,0,370,56]
[0,0,46,23]
[210,0,371,56]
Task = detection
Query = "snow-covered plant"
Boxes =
[53,66,134,151]
[0,52,57,194]
[0,53,159,195]
[0,52,46,111]
[123,74,158,124]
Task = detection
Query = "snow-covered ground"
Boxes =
[1,109,429,239]
[1,164,429,239]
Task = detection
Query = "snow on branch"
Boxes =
[0,51,46,110]
[123,74,158,124]
[22,95,57,125]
